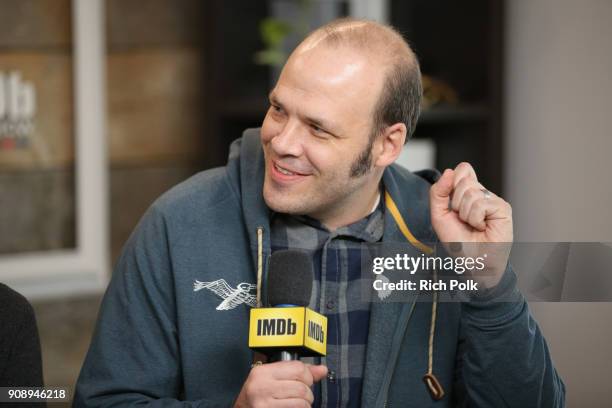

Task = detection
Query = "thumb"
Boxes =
[430,169,455,216]
[308,364,328,383]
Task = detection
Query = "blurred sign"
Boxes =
[0,71,37,150]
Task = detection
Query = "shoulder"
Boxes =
[118,164,245,257]
[0,284,36,336]
[383,164,441,243]
[0,284,34,318]
[149,165,241,223]
[390,164,440,186]
[385,164,440,199]
[0,284,43,387]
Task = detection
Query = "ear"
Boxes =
[374,123,407,168]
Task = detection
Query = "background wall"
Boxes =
[0,0,76,254]
[106,0,206,261]
[505,0,612,406]
[28,0,208,389]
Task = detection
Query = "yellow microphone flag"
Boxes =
[249,307,327,356]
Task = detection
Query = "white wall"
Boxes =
[505,1,612,406]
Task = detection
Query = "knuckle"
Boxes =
[303,374,314,386]
[459,174,472,186]
[459,180,476,195]
[287,360,304,370]
[456,162,477,180]
[456,162,474,174]
[455,174,470,188]
[249,365,265,379]
[282,360,304,377]
[468,211,481,224]
[301,384,312,400]
[473,199,486,212]
[244,382,258,401]
[464,188,477,201]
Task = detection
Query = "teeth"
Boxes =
[275,164,296,176]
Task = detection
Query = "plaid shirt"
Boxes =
[270,198,384,408]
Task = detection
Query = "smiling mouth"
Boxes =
[273,161,309,177]
[275,163,297,176]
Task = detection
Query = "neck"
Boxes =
[316,180,382,231]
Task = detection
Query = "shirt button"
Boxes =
[327,370,336,383]
[326,299,335,310]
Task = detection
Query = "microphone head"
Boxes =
[267,250,314,307]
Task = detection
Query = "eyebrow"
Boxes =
[268,92,338,133]
[268,92,282,108]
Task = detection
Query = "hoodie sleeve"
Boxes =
[454,264,566,407]
[73,205,235,408]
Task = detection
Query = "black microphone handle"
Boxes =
[269,350,300,362]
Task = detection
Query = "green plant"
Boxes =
[254,17,293,67]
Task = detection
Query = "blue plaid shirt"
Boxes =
[270,197,384,408]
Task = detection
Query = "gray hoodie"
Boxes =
[74,129,565,407]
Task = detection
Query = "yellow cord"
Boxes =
[384,191,444,399]
[385,191,433,255]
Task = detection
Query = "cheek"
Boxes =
[302,144,342,176]
[261,113,280,144]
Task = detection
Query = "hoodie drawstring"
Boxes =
[256,227,264,308]
[385,192,445,401]
[423,267,445,400]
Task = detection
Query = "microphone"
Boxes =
[249,250,327,362]
[267,249,313,308]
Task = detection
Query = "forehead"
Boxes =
[273,45,385,126]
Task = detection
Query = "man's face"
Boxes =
[261,45,385,225]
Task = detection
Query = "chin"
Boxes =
[264,191,298,214]
[263,185,311,216]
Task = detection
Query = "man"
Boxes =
[75,19,565,407]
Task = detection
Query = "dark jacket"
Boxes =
[75,129,565,407]
[0,283,45,407]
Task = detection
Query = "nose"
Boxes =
[270,119,304,157]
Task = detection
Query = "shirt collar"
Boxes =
[271,188,384,243]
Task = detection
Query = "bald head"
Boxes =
[291,18,422,139]
[298,18,414,64]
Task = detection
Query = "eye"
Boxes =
[310,123,329,134]
[310,124,332,139]
[268,105,286,122]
